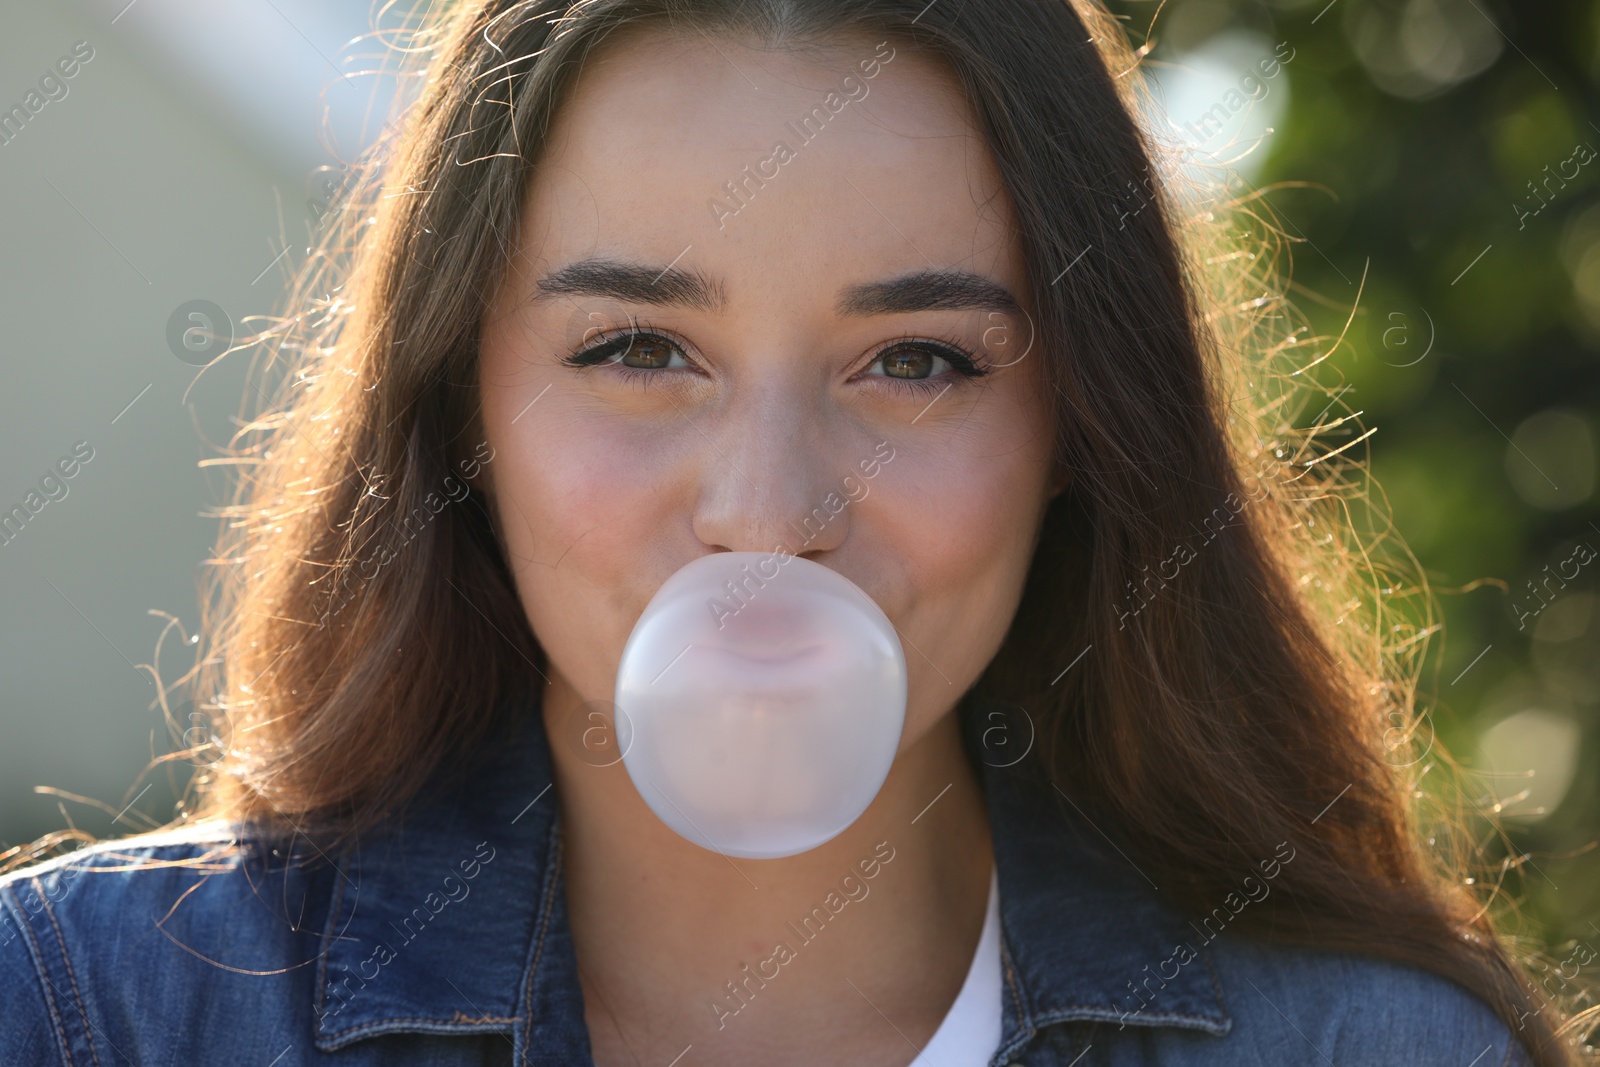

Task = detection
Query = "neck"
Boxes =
[544,674,995,1067]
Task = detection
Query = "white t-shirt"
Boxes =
[908,864,1002,1067]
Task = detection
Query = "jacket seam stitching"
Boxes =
[6,886,75,1067]
[36,877,101,1067]
[316,1016,523,1037]
[1034,1005,1227,1027]
[1196,939,1232,1021]
[520,825,563,1031]
[313,860,350,1029]
[993,933,1037,1065]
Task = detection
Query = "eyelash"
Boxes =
[558,317,993,397]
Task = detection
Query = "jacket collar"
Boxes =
[957,694,1232,1055]
[310,688,1229,1056]
[311,703,586,1059]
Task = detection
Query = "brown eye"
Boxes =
[562,330,690,373]
[879,344,938,379]
[615,335,677,369]
[859,339,991,399]
[868,340,987,382]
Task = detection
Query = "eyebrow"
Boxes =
[530,258,1024,318]
[837,270,1023,317]
[533,258,727,314]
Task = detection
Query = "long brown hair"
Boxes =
[11,0,1588,1060]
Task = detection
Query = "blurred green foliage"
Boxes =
[1108,0,1600,954]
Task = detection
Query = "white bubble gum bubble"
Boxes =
[614,550,908,859]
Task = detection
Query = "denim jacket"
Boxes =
[1,688,1531,1066]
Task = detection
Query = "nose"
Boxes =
[690,381,853,557]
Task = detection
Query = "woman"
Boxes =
[0,0,1581,1064]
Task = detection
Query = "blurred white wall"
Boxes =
[0,1,397,850]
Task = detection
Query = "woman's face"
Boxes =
[479,29,1061,758]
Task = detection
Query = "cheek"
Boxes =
[918,376,1053,575]
[482,371,687,690]
[505,415,681,671]
[881,389,1053,738]
[893,449,1043,618]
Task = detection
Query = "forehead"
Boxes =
[517,28,1029,307]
